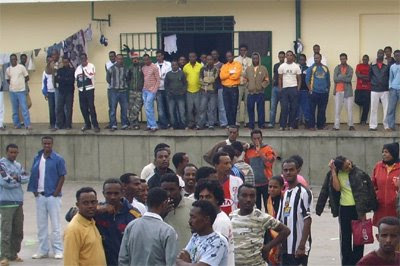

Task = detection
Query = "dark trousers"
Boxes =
[282,254,309,266]
[256,184,268,210]
[56,90,74,129]
[280,87,298,128]
[79,89,99,129]
[47,92,56,128]
[156,90,169,128]
[309,92,329,129]
[339,205,364,266]
[222,86,239,126]
[354,90,371,123]
[0,205,24,260]
[168,94,186,129]
[247,93,265,129]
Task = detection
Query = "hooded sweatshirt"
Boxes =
[244,52,270,94]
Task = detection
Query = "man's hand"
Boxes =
[33,192,39,197]
[328,159,336,172]
[295,245,306,258]
[97,204,115,214]
[177,250,191,263]
[52,192,59,197]
[44,96,48,101]
[261,245,271,261]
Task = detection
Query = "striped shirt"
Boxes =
[230,208,280,266]
[106,64,128,90]
[277,183,312,255]
[142,63,160,93]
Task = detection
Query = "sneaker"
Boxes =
[94,127,100,133]
[349,126,356,131]
[110,127,117,132]
[32,253,48,259]
[121,125,129,130]
[81,126,91,132]
[26,126,33,130]
[11,256,23,262]
[54,253,63,259]
[332,127,339,131]
[208,126,214,130]
[0,258,9,266]
[104,125,111,129]
[267,124,274,129]
[50,127,57,132]
[278,127,285,131]
[368,128,377,131]
[133,125,140,130]
[150,128,158,132]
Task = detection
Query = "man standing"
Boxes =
[142,54,160,132]
[245,52,270,129]
[213,151,243,214]
[178,56,187,70]
[28,136,66,259]
[156,50,172,129]
[212,49,228,128]
[127,51,144,130]
[64,187,106,266]
[95,179,141,266]
[177,200,228,266]
[0,144,29,265]
[355,55,371,126]
[333,53,354,131]
[75,53,100,132]
[220,51,242,127]
[42,55,57,130]
[278,50,301,131]
[105,51,116,129]
[119,187,178,266]
[297,54,311,128]
[306,53,331,130]
[106,54,129,131]
[148,148,175,189]
[369,49,390,131]
[141,143,170,181]
[199,54,219,129]
[183,164,197,197]
[120,173,147,215]
[183,52,202,129]
[230,184,290,266]
[0,64,4,130]
[172,152,189,187]
[306,44,328,67]
[245,129,277,210]
[235,44,252,127]
[385,50,400,131]
[161,174,194,251]
[55,57,75,130]
[278,159,313,266]
[268,51,286,128]
[384,46,395,67]
[19,54,32,126]
[5,54,31,130]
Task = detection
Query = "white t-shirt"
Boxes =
[185,232,228,266]
[142,163,156,181]
[131,198,147,215]
[278,62,301,88]
[176,174,185,188]
[38,154,46,192]
[213,211,235,266]
[6,64,28,92]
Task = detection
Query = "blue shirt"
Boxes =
[389,63,400,90]
[0,157,29,205]
[306,64,331,93]
[27,150,66,196]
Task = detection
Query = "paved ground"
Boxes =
[11,181,378,266]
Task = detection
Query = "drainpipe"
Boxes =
[295,0,301,40]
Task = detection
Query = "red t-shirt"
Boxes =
[357,251,400,265]
[356,64,371,90]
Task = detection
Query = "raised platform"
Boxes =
[1,123,398,186]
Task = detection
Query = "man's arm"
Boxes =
[63,228,81,266]
[106,68,111,85]
[296,74,301,90]
[165,228,179,266]
[118,225,131,266]
[295,217,311,258]
[203,142,225,165]
[278,74,283,90]
[262,223,290,260]
[53,176,65,197]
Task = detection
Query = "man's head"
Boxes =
[282,158,298,184]
[189,200,217,235]
[41,136,53,153]
[183,163,197,189]
[62,56,71,68]
[211,50,219,62]
[154,143,171,156]
[213,152,232,177]
[200,53,207,65]
[377,49,385,61]
[251,129,263,146]
[20,54,27,65]
[76,187,98,219]
[143,54,151,66]
[289,154,303,173]
[239,44,248,57]
[103,178,123,206]
[130,51,140,64]
[333,155,353,173]
[195,179,224,209]
[286,50,295,63]
[116,54,124,66]
[179,56,187,67]
[376,216,400,254]
[109,51,116,63]
[138,179,148,204]
[51,50,60,62]
[195,166,217,182]
[147,187,169,216]
[154,148,170,170]
[172,152,189,172]
[362,54,369,65]
[238,184,256,212]
[171,60,179,71]
[278,51,286,63]
[6,144,18,162]
[226,51,234,63]
[340,53,348,65]
[46,55,52,64]
[80,53,88,66]
[313,44,321,54]
[189,52,197,64]
[120,173,142,198]
[394,50,400,64]
[251,53,260,66]
[10,54,17,66]
[220,145,236,164]
[314,53,322,65]
[156,50,165,63]
[298,54,307,66]
[384,46,392,59]
[227,125,239,142]
[160,173,181,207]
[206,55,214,67]
[231,141,244,158]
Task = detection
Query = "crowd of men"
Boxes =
[1,44,399,132]
[0,127,399,266]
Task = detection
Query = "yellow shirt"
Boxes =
[338,171,355,206]
[183,62,202,93]
[64,213,107,266]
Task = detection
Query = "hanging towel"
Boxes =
[164,34,177,55]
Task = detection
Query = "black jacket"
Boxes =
[316,166,378,217]
[55,66,75,93]
[370,63,389,92]
[148,167,175,189]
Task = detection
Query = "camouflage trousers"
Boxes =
[128,90,143,126]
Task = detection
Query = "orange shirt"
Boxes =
[245,145,277,186]
[335,66,347,92]
[220,61,242,87]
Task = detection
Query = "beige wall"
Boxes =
[0,0,399,124]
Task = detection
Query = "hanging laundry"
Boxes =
[164,34,178,55]
[63,29,87,68]
[27,52,36,71]
[34,48,41,57]
[0,62,10,91]
[0,53,11,65]
[84,24,93,41]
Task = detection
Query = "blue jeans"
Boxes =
[280,87,298,128]
[223,86,239,126]
[9,91,31,127]
[47,92,56,128]
[297,90,312,123]
[35,195,63,255]
[309,92,329,129]
[156,90,169,128]
[247,93,265,129]
[199,91,218,128]
[218,88,228,126]
[269,86,280,126]
[142,90,157,129]
[186,91,201,127]
[167,94,186,129]
[386,89,400,129]
[107,89,112,127]
[109,89,128,127]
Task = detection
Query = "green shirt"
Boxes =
[338,171,355,206]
